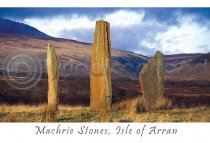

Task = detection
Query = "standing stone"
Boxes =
[90,20,112,112]
[47,44,59,112]
[139,51,164,111]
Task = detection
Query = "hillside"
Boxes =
[165,53,210,81]
[164,53,202,71]
[0,18,49,37]
[0,33,147,80]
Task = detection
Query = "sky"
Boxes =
[0,8,210,56]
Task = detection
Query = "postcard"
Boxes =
[0,4,209,143]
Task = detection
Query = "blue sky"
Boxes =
[0,8,210,56]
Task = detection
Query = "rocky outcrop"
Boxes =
[47,44,59,111]
[90,20,112,112]
[139,51,164,111]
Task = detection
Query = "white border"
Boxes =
[0,123,209,143]
[0,0,210,7]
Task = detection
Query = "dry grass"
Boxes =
[112,96,172,114]
[0,104,45,113]
[0,102,209,122]
[155,98,172,110]
[112,97,145,117]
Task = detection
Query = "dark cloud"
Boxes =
[1,8,210,22]
[143,8,210,25]
[0,8,118,19]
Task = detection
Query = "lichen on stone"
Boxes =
[90,20,112,112]
[139,51,164,111]
[47,44,59,112]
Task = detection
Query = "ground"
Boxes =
[0,104,209,122]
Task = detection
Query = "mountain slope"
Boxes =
[0,33,147,80]
[0,18,49,37]
[165,53,210,81]
[164,53,202,72]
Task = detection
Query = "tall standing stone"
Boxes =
[47,44,59,112]
[90,20,112,112]
[139,51,164,111]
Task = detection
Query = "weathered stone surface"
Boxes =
[90,20,112,112]
[47,44,59,111]
[139,51,164,111]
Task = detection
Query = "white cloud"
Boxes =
[140,14,210,55]
[22,10,144,38]
[23,15,95,37]
[104,10,144,27]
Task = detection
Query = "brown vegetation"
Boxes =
[1,78,210,108]
[0,103,209,122]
